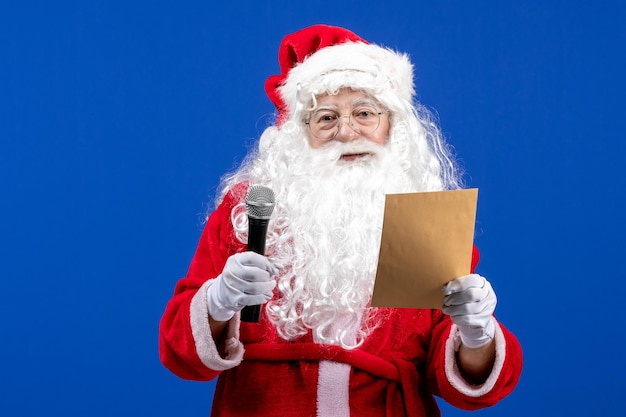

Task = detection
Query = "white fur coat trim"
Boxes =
[317,360,351,417]
[189,279,244,371]
[444,322,507,397]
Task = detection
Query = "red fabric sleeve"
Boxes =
[471,244,480,273]
[158,190,246,381]
[428,319,523,410]
[424,246,523,410]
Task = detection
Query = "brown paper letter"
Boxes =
[371,189,478,309]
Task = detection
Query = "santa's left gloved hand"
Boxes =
[442,274,497,349]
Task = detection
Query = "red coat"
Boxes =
[159,190,523,416]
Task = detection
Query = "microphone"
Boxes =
[241,185,276,322]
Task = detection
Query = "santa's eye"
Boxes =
[352,107,378,120]
[312,112,339,127]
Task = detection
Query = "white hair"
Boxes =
[215,89,462,349]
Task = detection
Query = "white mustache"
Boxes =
[313,140,385,162]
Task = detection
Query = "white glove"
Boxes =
[442,274,497,349]
[207,252,279,322]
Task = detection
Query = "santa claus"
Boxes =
[160,24,522,416]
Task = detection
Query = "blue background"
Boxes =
[2,1,624,416]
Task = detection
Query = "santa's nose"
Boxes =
[334,117,360,142]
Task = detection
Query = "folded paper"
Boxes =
[371,189,478,309]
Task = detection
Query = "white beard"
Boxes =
[225,105,454,349]
[258,139,424,348]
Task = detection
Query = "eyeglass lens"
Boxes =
[309,107,381,140]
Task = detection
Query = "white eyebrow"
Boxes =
[312,98,380,113]
[351,98,379,108]
[312,105,339,113]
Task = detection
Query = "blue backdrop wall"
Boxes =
[1,1,625,416]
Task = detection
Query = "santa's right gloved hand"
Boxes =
[207,251,279,322]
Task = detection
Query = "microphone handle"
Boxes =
[241,217,269,322]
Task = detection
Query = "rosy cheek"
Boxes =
[307,136,323,149]
[368,134,387,146]
[374,125,391,144]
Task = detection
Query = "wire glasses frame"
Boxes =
[305,106,387,141]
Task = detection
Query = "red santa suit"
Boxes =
[159,190,523,417]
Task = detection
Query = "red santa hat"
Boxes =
[265,24,415,126]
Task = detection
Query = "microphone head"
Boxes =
[245,185,276,220]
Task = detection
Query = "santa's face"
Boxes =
[305,88,390,156]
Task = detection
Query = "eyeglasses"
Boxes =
[305,105,386,141]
